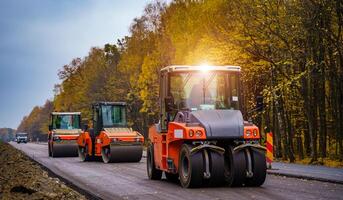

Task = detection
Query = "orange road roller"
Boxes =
[77,102,144,163]
[48,112,81,157]
[147,65,266,188]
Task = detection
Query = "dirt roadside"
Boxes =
[0,141,86,200]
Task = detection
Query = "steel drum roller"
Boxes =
[52,143,78,157]
[102,144,143,163]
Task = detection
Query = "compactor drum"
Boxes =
[48,112,81,157]
[147,65,266,188]
[77,102,144,163]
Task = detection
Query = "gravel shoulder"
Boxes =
[0,141,86,200]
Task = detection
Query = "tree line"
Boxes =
[17,0,343,164]
[0,128,16,142]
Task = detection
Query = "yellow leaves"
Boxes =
[17,101,53,138]
[138,52,160,115]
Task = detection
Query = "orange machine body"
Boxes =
[77,129,144,157]
[149,122,260,173]
[48,131,79,142]
[147,65,267,188]
[48,112,81,157]
[76,102,144,161]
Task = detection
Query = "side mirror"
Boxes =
[165,96,175,112]
[256,96,263,112]
[48,125,53,131]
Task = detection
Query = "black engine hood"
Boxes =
[189,110,244,139]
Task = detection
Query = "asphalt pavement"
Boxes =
[141,149,343,184]
[10,142,343,200]
[269,162,343,184]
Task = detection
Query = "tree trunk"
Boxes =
[273,98,283,158]
[278,94,290,161]
[310,73,319,163]
[297,136,304,160]
[303,67,318,163]
[282,97,295,163]
[318,64,327,158]
[303,129,311,157]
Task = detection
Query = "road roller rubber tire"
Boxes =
[48,145,52,157]
[206,151,225,187]
[179,144,204,188]
[245,148,266,187]
[147,144,162,180]
[224,146,247,187]
[224,146,233,186]
[78,145,92,162]
[165,172,179,182]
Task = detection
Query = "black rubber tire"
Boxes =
[78,145,92,162]
[224,146,247,187]
[245,148,267,187]
[147,144,162,180]
[51,146,58,158]
[48,145,52,157]
[165,172,179,182]
[206,151,225,186]
[179,144,204,188]
[223,146,233,186]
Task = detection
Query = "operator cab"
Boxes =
[159,65,242,132]
[50,112,81,131]
[92,102,127,137]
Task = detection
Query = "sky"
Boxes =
[0,0,153,129]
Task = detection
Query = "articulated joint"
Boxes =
[233,143,266,152]
[190,144,225,155]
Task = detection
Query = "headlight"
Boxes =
[53,136,60,141]
[253,129,258,137]
[112,138,118,142]
[189,129,194,137]
[196,130,203,137]
[246,130,251,137]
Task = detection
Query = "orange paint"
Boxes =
[243,125,260,139]
[77,129,144,157]
[149,122,206,172]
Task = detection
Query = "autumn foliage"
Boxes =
[18,0,343,164]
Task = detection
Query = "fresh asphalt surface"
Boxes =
[11,142,343,200]
[270,162,343,184]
